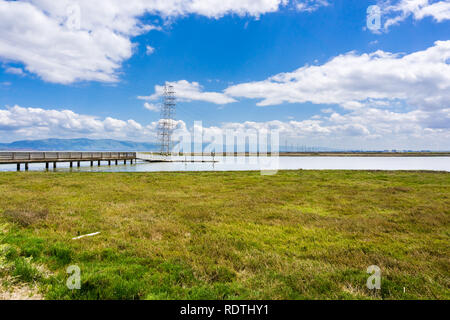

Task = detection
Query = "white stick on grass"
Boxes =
[72,232,100,240]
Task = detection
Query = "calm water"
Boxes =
[1,156,449,172]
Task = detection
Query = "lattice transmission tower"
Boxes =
[158,83,176,155]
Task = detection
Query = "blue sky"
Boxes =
[0,0,449,150]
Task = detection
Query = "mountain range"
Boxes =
[0,138,159,151]
[0,138,347,152]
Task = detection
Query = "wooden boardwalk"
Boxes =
[0,152,136,171]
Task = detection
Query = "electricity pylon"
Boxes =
[157,83,176,155]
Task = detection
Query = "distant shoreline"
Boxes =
[178,152,450,157]
[277,152,450,157]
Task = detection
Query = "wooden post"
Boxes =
[108,160,111,165]
[124,160,126,165]
[90,161,93,166]
[70,162,73,168]
[17,163,20,171]
[25,163,29,171]
[77,161,80,167]
[98,160,101,166]
[53,162,56,169]
[45,162,49,170]
[115,160,118,165]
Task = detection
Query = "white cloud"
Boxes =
[133,41,450,149]
[0,0,134,83]
[1,104,449,149]
[5,67,25,76]
[224,41,450,110]
[295,0,329,12]
[378,0,450,31]
[142,80,237,105]
[175,0,286,18]
[145,45,155,55]
[200,107,450,149]
[143,102,159,112]
[0,0,287,84]
[0,105,155,141]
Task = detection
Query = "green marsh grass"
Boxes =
[0,170,448,299]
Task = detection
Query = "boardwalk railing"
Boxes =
[0,152,137,170]
[0,152,136,162]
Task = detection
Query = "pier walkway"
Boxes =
[0,152,136,171]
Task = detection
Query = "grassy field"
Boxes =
[0,170,448,300]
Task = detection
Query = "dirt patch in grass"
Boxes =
[0,279,43,300]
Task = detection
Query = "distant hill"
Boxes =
[0,138,342,152]
[0,138,159,151]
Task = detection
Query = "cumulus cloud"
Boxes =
[377,0,450,31]
[133,42,450,149]
[224,41,450,110]
[143,102,160,112]
[1,105,449,149]
[200,107,450,149]
[0,105,155,141]
[141,80,237,105]
[0,0,287,84]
